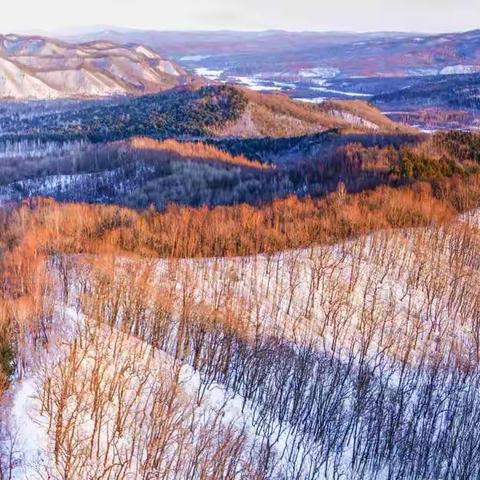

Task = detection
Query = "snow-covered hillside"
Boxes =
[0,34,189,99]
[1,213,480,478]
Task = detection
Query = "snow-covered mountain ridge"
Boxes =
[0,34,189,99]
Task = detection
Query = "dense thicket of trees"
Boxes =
[1,131,480,212]
[4,172,480,258]
[0,86,249,143]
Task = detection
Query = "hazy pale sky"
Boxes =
[1,0,479,34]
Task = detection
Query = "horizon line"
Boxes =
[5,26,480,37]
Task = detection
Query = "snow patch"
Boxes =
[195,67,224,80]
[298,67,340,78]
[440,65,480,75]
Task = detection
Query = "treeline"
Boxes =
[209,130,420,161]
[389,109,477,131]
[0,140,282,210]
[130,137,269,170]
[3,172,480,260]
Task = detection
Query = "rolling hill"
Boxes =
[0,84,415,142]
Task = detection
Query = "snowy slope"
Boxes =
[2,213,480,479]
[0,57,60,99]
[147,217,480,365]
[0,34,188,99]
[5,308,307,479]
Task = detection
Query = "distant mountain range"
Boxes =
[0,34,191,100]
[62,29,480,78]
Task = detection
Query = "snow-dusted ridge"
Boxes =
[0,34,188,100]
